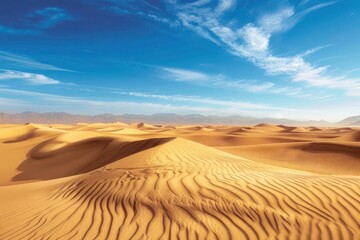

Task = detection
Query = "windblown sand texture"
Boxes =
[0,123,359,239]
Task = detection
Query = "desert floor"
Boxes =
[0,123,359,239]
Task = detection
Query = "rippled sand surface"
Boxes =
[0,123,359,239]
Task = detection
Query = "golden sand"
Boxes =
[0,123,359,239]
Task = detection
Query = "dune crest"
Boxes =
[0,123,359,239]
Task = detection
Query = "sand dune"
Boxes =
[337,130,360,141]
[0,123,359,239]
[219,142,360,175]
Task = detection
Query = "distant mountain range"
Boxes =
[336,115,360,126]
[0,111,349,125]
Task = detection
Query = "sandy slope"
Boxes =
[0,123,359,239]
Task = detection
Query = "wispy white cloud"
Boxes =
[0,88,232,115]
[0,50,73,72]
[0,87,348,121]
[298,1,338,16]
[296,45,331,58]
[258,6,295,33]
[0,70,60,85]
[0,97,29,106]
[161,67,209,82]
[237,23,270,52]
[257,2,337,34]
[101,1,180,28]
[160,67,274,92]
[0,7,73,35]
[345,67,360,75]
[168,1,360,96]
[0,88,91,104]
[215,0,236,14]
[159,66,332,99]
[121,91,280,110]
[212,79,275,93]
[184,0,212,8]
[27,7,73,29]
[146,14,180,27]
[119,91,334,120]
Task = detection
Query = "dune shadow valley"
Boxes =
[0,122,359,240]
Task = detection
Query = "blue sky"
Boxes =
[0,0,359,121]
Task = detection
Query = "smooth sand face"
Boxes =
[0,123,359,239]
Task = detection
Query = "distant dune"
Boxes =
[0,123,359,239]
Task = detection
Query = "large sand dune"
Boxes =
[0,123,359,239]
